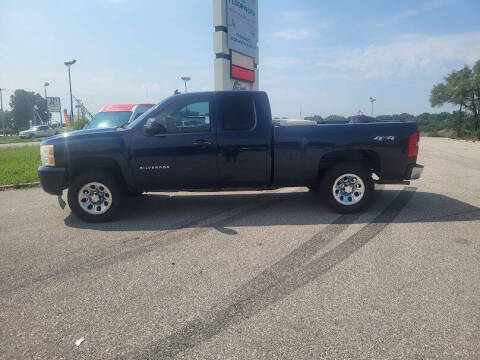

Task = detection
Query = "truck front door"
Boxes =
[129,96,217,189]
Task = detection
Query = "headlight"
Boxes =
[40,145,55,166]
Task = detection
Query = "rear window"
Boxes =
[221,95,255,131]
[84,111,132,129]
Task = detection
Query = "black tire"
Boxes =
[321,162,374,213]
[68,171,124,222]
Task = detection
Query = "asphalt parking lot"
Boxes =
[0,137,479,359]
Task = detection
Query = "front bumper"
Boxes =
[38,166,66,195]
[404,163,424,180]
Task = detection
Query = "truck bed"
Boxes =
[273,121,419,185]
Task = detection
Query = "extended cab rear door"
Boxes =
[216,92,271,187]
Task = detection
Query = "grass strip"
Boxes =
[0,136,45,144]
[0,146,41,185]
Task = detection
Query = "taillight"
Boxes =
[408,132,419,157]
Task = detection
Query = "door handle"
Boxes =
[192,140,212,146]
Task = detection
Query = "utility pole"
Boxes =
[0,88,5,135]
[44,82,50,125]
[369,97,376,116]
[64,59,76,123]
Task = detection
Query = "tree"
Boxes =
[0,109,14,133]
[376,115,394,121]
[9,89,48,131]
[430,61,480,131]
[324,115,347,123]
[304,115,324,123]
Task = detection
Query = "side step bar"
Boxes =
[375,180,411,185]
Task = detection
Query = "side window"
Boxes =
[39,126,47,130]
[221,95,255,131]
[155,101,210,133]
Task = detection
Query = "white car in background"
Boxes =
[19,125,58,139]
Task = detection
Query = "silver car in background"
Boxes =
[19,125,58,138]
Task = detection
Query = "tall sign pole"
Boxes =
[213,0,259,91]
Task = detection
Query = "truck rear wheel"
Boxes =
[322,163,374,213]
[67,172,124,222]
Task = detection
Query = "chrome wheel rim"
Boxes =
[78,182,112,215]
[332,173,365,206]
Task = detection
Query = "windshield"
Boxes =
[84,111,132,129]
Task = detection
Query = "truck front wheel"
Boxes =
[67,172,124,222]
[322,163,374,213]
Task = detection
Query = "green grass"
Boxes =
[0,146,41,186]
[0,136,45,144]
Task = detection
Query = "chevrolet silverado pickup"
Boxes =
[38,91,423,222]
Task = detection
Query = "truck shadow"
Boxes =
[64,187,480,232]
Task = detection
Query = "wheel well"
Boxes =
[317,150,380,180]
[67,157,125,187]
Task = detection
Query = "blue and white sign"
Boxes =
[47,97,61,112]
[227,0,258,58]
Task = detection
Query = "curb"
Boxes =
[0,182,41,191]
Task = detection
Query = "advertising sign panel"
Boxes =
[227,0,258,58]
[63,109,71,127]
[231,50,254,70]
[47,97,61,112]
[231,50,255,83]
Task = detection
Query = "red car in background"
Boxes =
[84,103,155,129]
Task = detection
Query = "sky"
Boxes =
[1,0,480,120]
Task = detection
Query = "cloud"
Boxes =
[269,28,321,41]
[391,0,454,22]
[314,72,351,80]
[281,11,305,22]
[263,56,303,69]
[313,32,480,79]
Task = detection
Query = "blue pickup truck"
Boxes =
[38,91,423,222]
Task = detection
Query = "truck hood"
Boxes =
[41,127,126,145]
[65,127,119,137]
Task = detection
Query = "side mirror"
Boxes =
[142,117,166,136]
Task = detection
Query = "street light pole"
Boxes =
[369,97,376,116]
[181,76,191,93]
[0,88,4,135]
[44,82,50,125]
[64,59,76,123]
